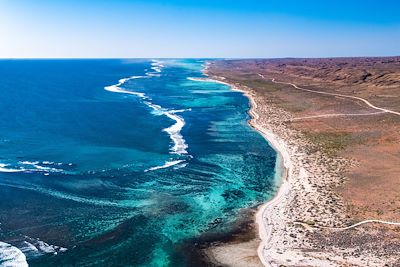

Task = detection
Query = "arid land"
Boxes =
[205,57,400,266]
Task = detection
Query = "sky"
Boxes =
[0,0,399,58]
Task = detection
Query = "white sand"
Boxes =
[204,72,389,266]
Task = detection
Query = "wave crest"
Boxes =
[104,60,190,172]
[0,161,67,174]
[0,242,28,267]
[144,160,186,172]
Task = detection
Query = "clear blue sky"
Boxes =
[1,0,399,58]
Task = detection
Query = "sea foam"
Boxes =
[145,59,164,76]
[18,161,64,173]
[143,102,189,155]
[144,159,185,172]
[104,76,147,98]
[0,164,24,173]
[104,60,190,172]
[18,237,67,257]
[0,237,67,267]
[0,161,66,174]
[0,242,28,267]
[150,60,164,73]
[163,111,188,155]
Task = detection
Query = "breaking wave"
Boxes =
[144,160,186,172]
[0,161,70,175]
[104,60,190,172]
[0,242,28,267]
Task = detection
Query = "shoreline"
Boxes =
[203,67,369,266]
[199,63,291,266]
[232,83,290,267]
[204,75,290,267]
[202,59,400,266]
[204,74,359,266]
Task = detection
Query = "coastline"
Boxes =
[204,75,361,265]
[231,81,290,267]
[200,73,290,266]
[203,64,386,266]
[204,58,400,266]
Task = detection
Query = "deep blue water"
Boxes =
[0,59,277,266]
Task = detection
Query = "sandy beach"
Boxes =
[203,75,354,266]
[204,58,400,266]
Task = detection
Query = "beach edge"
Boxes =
[202,64,290,267]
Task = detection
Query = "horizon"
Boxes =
[1,0,400,58]
[1,55,400,60]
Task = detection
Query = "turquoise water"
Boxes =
[0,59,277,266]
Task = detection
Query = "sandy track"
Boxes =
[319,219,400,231]
[292,111,386,120]
[258,73,400,117]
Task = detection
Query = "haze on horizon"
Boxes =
[0,0,399,58]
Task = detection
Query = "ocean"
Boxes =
[0,59,277,266]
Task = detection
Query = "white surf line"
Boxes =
[291,111,386,121]
[0,163,24,173]
[143,102,189,156]
[144,160,185,172]
[150,59,164,73]
[0,241,28,267]
[104,76,147,98]
[258,73,400,117]
[105,63,190,173]
[0,162,65,174]
[143,104,189,172]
